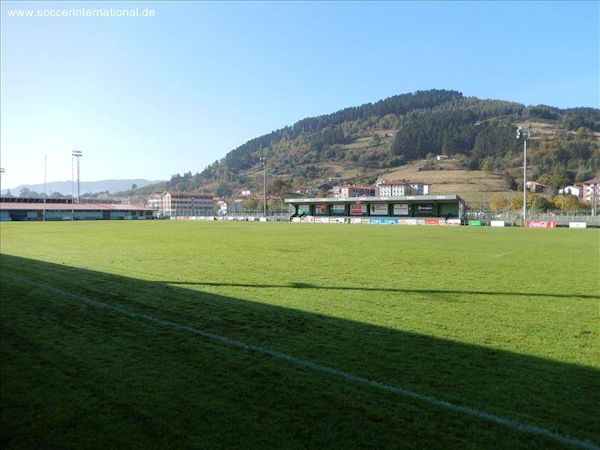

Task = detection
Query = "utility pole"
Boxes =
[516,126,531,225]
[260,157,267,218]
[43,155,47,221]
[72,150,82,203]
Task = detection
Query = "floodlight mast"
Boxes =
[260,157,267,218]
[0,168,5,195]
[516,127,531,225]
[72,150,82,203]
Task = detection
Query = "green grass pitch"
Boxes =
[1,221,598,449]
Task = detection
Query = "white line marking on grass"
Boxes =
[6,273,599,450]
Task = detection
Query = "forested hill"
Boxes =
[162,89,600,195]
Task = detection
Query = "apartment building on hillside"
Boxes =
[147,192,213,217]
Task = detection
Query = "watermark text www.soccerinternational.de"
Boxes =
[5,8,156,18]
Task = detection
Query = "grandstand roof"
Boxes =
[0,202,153,211]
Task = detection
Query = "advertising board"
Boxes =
[526,220,557,228]
[398,218,418,226]
[369,204,389,215]
[415,205,433,216]
[468,220,482,226]
[569,222,587,229]
[314,204,329,215]
[331,204,346,215]
[393,204,409,216]
[350,203,367,216]
[369,218,398,225]
[425,218,440,225]
[490,220,505,227]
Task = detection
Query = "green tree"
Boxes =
[488,194,509,212]
[242,197,259,210]
[504,172,517,190]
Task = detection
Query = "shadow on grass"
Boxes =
[163,280,600,300]
[1,254,598,448]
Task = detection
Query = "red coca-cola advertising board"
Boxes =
[526,220,557,228]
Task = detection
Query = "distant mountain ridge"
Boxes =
[3,179,163,196]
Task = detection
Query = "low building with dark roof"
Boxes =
[0,197,154,221]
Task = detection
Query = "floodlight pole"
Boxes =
[43,155,47,221]
[260,157,267,218]
[71,154,74,220]
[517,127,531,225]
[72,150,82,203]
[0,168,5,196]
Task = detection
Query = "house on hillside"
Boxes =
[558,185,582,198]
[525,181,547,193]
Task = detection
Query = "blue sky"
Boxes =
[1,1,598,189]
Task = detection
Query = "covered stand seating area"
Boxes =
[285,195,465,224]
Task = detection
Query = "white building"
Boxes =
[558,186,582,198]
[581,178,600,203]
[335,185,375,198]
[147,192,213,217]
[376,180,430,197]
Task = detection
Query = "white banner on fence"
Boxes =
[447,218,462,226]
[569,222,587,229]
[350,218,362,224]
[490,220,505,227]
[398,219,418,226]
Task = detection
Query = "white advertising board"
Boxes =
[370,204,389,215]
[569,222,587,229]
[490,220,505,227]
[393,204,409,216]
[398,219,418,226]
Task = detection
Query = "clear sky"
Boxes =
[1,1,598,189]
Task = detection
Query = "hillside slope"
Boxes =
[157,90,600,198]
